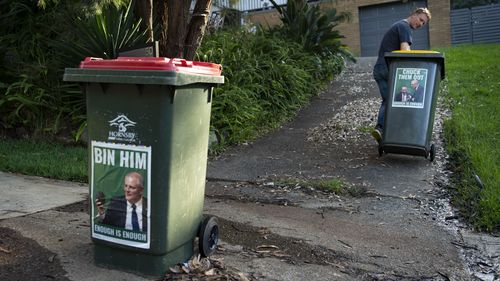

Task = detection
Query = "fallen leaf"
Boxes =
[0,246,11,254]
[256,250,271,254]
[48,254,56,263]
[272,251,291,258]
[256,245,279,250]
[237,272,250,281]
[169,266,182,274]
[204,268,215,276]
[338,240,352,249]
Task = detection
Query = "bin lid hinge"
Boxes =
[169,86,176,104]
[98,83,109,94]
[136,84,144,95]
[80,83,87,95]
[207,86,213,103]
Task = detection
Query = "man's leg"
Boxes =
[372,64,389,142]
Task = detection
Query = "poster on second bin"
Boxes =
[391,68,428,109]
[91,141,151,249]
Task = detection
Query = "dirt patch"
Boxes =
[160,216,361,281]
[206,179,370,210]
[0,227,70,281]
[55,199,361,279]
[55,197,89,213]
[218,217,353,267]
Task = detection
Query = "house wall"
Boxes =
[245,0,451,56]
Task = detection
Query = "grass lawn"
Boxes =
[0,138,87,182]
[0,44,498,232]
[439,44,500,232]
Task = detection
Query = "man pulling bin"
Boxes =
[371,7,432,142]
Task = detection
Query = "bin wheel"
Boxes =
[429,144,436,162]
[198,216,219,257]
[378,146,383,157]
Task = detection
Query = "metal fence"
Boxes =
[212,0,285,11]
[213,0,320,12]
[451,3,500,44]
[234,0,286,11]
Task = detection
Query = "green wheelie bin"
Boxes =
[63,57,224,277]
[378,50,445,162]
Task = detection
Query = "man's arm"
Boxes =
[400,42,411,50]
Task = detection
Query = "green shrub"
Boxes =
[0,0,73,137]
[197,29,344,146]
[269,0,355,62]
[0,0,148,140]
[1,1,347,149]
[56,1,149,62]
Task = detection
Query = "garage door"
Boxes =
[359,0,429,57]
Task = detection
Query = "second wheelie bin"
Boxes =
[378,50,445,162]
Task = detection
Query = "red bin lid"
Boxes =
[79,57,222,76]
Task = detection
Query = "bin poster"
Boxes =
[91,141,152,249]
[391,68,428,109]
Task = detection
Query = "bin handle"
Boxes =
[85,57,103,62]
[171,58,192,67]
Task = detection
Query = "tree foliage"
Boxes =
[0,0,351,142]
[0,0,81,137]
[269,0,354,61]
[36,0,216,60]
[0,0,216,139]
[60,1,150,61]
[0,0,154,139]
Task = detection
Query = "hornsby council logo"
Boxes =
[108,114,137,142]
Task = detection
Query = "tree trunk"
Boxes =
[163,0,190,58]
[135,0,154,41]
[183,0,213,60]
[149,0,213,59]
[153,0,168,56]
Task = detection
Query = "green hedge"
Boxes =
[197,29,344,146]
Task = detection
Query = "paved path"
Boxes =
[0,171,87,220]
[203,57,472,280]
